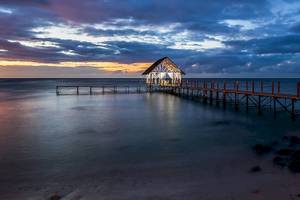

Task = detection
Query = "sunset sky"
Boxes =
[0,0,300,77]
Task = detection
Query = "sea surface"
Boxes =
[0,78,300,200]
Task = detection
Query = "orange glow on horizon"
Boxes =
[0,60,151,73]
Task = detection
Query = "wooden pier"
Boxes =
[56,85,148,95]
[154,80,300,120]
[56,80,300,120]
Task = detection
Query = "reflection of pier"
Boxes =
[56,80,300,120]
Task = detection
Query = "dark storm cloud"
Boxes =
[0,1,56,41]
[46,39,118,60]
[0,0,49,6]
[0,0,300,76]
[0,38,120,62]
[290,22,300,33]
[183,53,300,74]
[226,35,300,54]
[103,41,194,64]
[0,39,64,62]
[184,22,238,34]
[48,0,270,23]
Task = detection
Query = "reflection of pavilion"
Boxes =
[142,57,185,86]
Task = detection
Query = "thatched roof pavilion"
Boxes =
[142,57,185,86]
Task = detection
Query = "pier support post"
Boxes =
[203,82,207,104]
[291,99,296,121]
[273,98,276,119]
[223,92,227,109]
[210,82,213,105]
[234,81,239,111]
[76,86,79,95]
[90,86,92,95]
[56,86,59,95]
[260,80,264,93]
[258,96,262,115]
[297,82,300,97]
[272,81,274,96]
[223,82,227,109]
[216,82,219,106]
[246,95,249,113]
[234,92,238,111]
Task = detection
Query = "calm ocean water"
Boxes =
[0,78,300,199]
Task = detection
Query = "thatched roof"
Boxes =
[142,57,185,75]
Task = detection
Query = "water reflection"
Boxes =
[0,81,299,198]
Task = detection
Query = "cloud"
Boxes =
[221,19,261,31]
[46,0,269,23]
[226,35,300,54]
[290,22,300,33]
[0,0,300,77]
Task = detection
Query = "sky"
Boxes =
[0,0,300,78]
